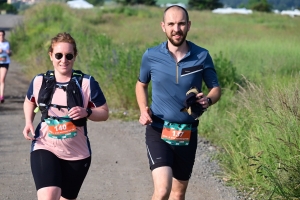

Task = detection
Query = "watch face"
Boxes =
[87,108,92,117]
[207,98,212,106]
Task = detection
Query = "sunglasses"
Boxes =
[54,53,74,61]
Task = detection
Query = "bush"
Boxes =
[209,51,239,92]
[188,0,223,10]
[0,2,18,14]
[116,0,156,6]
[248,0,272,12]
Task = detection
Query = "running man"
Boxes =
[135,5,221,200]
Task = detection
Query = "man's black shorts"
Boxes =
[145,125,198,181]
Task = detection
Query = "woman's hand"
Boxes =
[23,123,35,140]
[68,106,88,120]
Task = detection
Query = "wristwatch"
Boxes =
[207,98,212,106]
[86,107,92,118]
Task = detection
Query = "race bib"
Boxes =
[161,121,192,146]
[0,54,7,63]
[44,116,77,139]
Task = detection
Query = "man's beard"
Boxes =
[167,31,187,47]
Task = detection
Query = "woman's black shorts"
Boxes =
[0,64,9,69]
[30,149,91,199]
[145,125,198,181]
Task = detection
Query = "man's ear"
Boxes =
[187,21,191,32]
[161,22,166,33]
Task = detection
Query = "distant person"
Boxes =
[135,5,221,200]
[0,30,12,103]
[22,32,109,200]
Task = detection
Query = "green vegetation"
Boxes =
[221,0,300,10]
[248,0,272,12]
[0,1,18,14]
[9,3,300,199]
[188,0,223,10]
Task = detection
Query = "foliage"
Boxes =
[212,51,239,91]
[251,85,300,199]
[248,0,272,12]
[220,0,300,10]
[0,2,18,14]
[188,0,223,10]
[105,6,139,15]
[86,0,104,6]
[116,0,156,6]
[216,76,300,199]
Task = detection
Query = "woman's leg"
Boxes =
[31,149,62,200]
[60,156,91,199]
[37,187,62,200]
[0,65,8,102]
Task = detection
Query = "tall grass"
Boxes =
[215,75,300,199]
[8,3,300,198]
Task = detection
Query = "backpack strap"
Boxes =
[37,70,56,122]
[67,70,86,126]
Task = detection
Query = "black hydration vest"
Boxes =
[37,70,87,127]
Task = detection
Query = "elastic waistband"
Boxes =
[151,115,199,128]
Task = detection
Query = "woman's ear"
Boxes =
[48,52,52,61]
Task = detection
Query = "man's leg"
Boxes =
[151,166,173,200]
[169,178,189,200]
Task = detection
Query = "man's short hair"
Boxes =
[163,5,189,22]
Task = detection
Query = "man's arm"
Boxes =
[135,81,152,125]
[207,86,222,105]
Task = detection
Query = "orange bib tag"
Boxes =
[161,121,192,146]
[0,55,7,63]
[44,117,77,139]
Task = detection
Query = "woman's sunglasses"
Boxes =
[54,53,74,61]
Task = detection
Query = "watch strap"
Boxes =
[207,98,212,106]
[86,107,92,118]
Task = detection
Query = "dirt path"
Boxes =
[0,14,241,200]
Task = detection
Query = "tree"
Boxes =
[219,0,300,10]
[188,0,223,10]
[85,0,104,6]
[0,2,18,14]
[248,0,272,12]
[116,0,156,6]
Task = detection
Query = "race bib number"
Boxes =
[161,121,192,146]
[44,117,77,139]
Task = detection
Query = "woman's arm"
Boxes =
[22,98,36,140]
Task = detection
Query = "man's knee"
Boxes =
[169,190,186,200]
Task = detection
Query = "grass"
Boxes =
[9,3,300,198]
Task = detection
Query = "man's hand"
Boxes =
[139,106,153,125]
[196,92,209,109]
